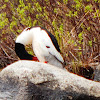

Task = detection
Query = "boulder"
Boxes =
[0,60,100,100]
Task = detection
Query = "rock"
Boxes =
[0,60,100,100]
[94,64,100,82]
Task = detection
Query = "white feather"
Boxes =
[31,27,64,63]
[16,27,64,68]
[16,28,32,45]
[41,29,64,63]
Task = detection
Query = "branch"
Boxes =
[69,51,78,61]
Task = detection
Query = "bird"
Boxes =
[15,26,65,68]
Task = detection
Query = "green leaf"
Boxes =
[19,0,25,7]
[71,40,74,44]
[87,27,90,31]
[10,21,17,29]
[85,5,92,12]
[76,4,81,10]
[36,14,39,19]
[59,24,63,32]
[63,0,68,4]
[4,0,8,2]
[78,51,82,55]
[1,4,6,9]
[0,13,8,29]
[73,11,78,17]
[94,0,98,2]
[88,41,92,47]
[34,2,42,12]
[17,29,22,33]
[33,20,37,26]
[78,32,83,40]
[54,8,57,13]
[74,43,77,46]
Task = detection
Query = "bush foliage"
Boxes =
[0,0,100,74]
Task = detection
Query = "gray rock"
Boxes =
[0,60,100,100]
[94,64,100,82]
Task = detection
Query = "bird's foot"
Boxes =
[32,57,39,61]
[44,61,48,63]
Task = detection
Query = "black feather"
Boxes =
[40,27,60,52]
[15,43,33,60]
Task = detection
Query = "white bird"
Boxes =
[15,26,65,68]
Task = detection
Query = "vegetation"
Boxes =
[0,0,100,78]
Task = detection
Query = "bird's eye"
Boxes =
[46,46,50,48]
